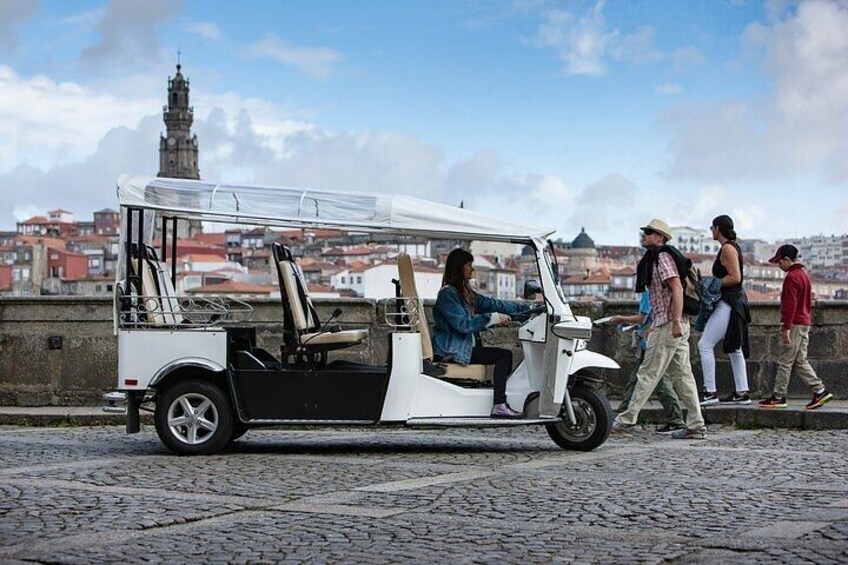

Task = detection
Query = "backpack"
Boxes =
[662,246,702,316]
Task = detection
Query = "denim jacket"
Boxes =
[693,275,723,332]
[431,285,530,365]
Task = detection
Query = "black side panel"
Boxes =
[233,364,389,421]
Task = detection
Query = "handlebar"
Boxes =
[511,304,547,323]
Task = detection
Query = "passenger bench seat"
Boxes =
[396,254,487,382]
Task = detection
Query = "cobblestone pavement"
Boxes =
[0,424,846,564]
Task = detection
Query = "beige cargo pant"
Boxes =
[773,325,824,397]
[615,321,705,430]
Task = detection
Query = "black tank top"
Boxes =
[712,241,744,293]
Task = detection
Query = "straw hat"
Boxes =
[640,219,673,241]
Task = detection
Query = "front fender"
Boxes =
[569,350,619,376]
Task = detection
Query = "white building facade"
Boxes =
[785,234,847,268]
[670,226,720,255]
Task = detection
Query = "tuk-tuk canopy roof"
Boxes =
[117,175,555,242]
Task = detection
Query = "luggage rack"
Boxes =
[118,293,254,328]
[382,296,421,329]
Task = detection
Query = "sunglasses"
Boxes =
[641,229,658,236]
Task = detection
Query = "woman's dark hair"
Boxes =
[712,214,737,241]
[443,248,475,306]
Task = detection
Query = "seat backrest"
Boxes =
[148,255,183,325]
[396,254,434,360]
[131,244,183,326]
[272,243,320,340]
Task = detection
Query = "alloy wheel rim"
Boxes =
[555,397,596,441]
[167,393,219,445]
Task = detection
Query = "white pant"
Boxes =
[698,300,749,393]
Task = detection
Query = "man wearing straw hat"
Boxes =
[612,219,707,440]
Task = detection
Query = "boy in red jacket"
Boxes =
[759,245,834,410]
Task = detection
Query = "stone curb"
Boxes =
[0,409,153,428]
[1,403,846,430]
[638,404,848,431]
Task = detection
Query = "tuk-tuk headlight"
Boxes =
[551,321,592,341]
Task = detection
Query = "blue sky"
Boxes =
[1,0,846,245]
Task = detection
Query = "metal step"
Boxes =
[405,417,558,427]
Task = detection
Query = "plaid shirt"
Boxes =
[648,252,679,328]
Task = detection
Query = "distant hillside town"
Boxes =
[3,213,847,302]
[3,64,846,301]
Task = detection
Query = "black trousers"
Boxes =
[469,346,513,405]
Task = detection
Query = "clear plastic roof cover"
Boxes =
[117,175,554,241]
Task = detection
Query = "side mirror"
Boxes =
[524,279,543,300]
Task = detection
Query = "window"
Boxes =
[341,276,346,284]
[356,276,362,284]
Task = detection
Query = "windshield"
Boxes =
[543,242,567,304]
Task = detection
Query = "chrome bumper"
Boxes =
[102,391,127,414]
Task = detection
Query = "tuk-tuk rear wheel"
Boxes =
[545,383,612,451]
[154,379,234,455]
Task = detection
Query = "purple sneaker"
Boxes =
[491,403,522,418]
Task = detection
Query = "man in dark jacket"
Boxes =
[759,245,833,410]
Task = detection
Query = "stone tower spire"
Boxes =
[155,60,202,239]
[158,63,200,179]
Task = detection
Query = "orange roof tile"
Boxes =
[20,216,50,224]
[181,254,230,263]
[15,236,67,249]
[192,232,227,246]
[307,283,334,293]
[189,281,274,294]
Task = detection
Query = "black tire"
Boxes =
[229,425,249,443]
[154,379,234,455]
[546,382,612,451]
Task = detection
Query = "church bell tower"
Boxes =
[156,61,202,239]
[159,63,199,180]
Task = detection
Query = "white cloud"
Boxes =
[655,82,682,95]
[1,117,161,226]
[0,59,587,242]
[536,1,661,76]
[661,0,848,184]
[0,64,547,234]
[187,22,222,41]
[79,0,181,69]
[537,3,609,75]
[245,34,344,80]
[0,0,38,53]
[0,66,159,171]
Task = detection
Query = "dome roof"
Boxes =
[571,227,595,249]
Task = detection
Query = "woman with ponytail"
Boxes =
[698,215,752,405]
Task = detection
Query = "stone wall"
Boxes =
[0,297,845,406]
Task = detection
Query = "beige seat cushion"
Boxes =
[441,363,488,381]
[299,329,368,347]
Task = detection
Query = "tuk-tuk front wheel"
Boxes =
[154,379,234,455]
[545,383,612,451]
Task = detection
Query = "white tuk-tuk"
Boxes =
[104,175,619,455]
